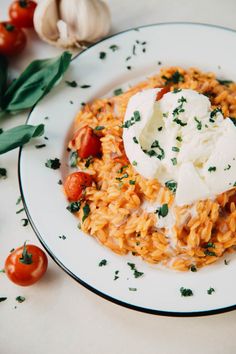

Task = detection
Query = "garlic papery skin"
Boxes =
[33,0,111,49]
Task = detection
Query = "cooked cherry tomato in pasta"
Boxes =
[64,171,93,201]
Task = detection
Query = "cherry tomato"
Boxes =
[5,243,48,286]
[9,0,37,28]
[0,22,26,56]
[156,86,170,101]
[72,125,101,159]
[64,171,93,201]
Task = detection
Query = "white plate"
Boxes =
[19,23,236,316]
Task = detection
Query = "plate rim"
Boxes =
[18,21,236,317]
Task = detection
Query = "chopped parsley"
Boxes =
[217,79,233,86]
[109,44,119,52]
[45,158,61,170]
[66,201,81,213]
[129,180,136,185]
[129,287,137,291]
[116,173,129,181]
[69,151,78,168]
[224,259,230,265]
[162,71,184,85]
[58,179,62,185]
[80,85,91,89]
[122,110,141,128]
[82,204,90,222]
[203,242,215,248]
[210,108,222,122]
[65,80,78,87]
[114,270,119,280]
[16,196,22,205]
[204,250,216,256]
[127,262,144,278]
[99,51,106,59]
[21,219,28,227]
[126,56,131,61]
[16,296,25,303]
[194,117,202,130]
[85,156,93,168]
[132,44,136,55]
[157,61,162,65]
[150,140,165,160]
[207,287,215,295]
[16,208,24,214]
[133,136,138,144]
[180,287,193,297]
[165,180,177,193]
[113,88,123,96]
[176,136,182,142]
[190,265,197,272]
[155,203,169,218]
[117,165,128,174]
[99,259,107,267]
[224,164,231,171]
[0,297,7,302]
[132,160,137,166]
[171,157,177,166]
[0,168,7,179]
[59,235,66,240]
[208,166,216,172]
[172,146,180,152]
[35,144,46,149]
[157,126,163,131]
[173,88,182,93]
[173,118,187,126]
[94,125,105,131]
[126,66,132,70]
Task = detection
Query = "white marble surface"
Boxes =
[1,1,236,353]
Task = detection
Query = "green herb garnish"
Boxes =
[208,166,216,172]
[116,172,129,181]
[132,160,137,166]
[129,287,137,291]
[224,164,231,171]
[80,85,91,89]
[0,167,7,179]
[122,110,141,128]
[224,259,230,265]
[82,204,90,222]
[35,144,46,149]
[172,146,180,152]
[162,71,184,85]
[150,140,165,160]
[165,180,177,193]
[171,157,177,166]
[69,151,78,168]
[176,136,182,142]
[45,158,61,170]
[129,180,136,185]
[16,296,25,303]
[109,45,119,52]
[114,88,123,96]
[180,287,193,297]
[16,208,24,214]
[99,52,106,59]
[217,79,233,86]
[155,203,169,217]
[204,250,216,256]
[99,259,107,267]
[190,265,197,272]
[207,287,215,295]
[66,201,81,213]
[127,262,144,278]
[59,235,66,240]
[117,165,128,174]
[194,117,202,130]
[173,118,187,127]
[85,156,93,168]
[0,297,7,302]
[65,80,78,87]
[21,218,28,227]
[133,136,138,144]
[16,196,22,205]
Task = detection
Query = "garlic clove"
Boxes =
[33,0,60,43]
[34,0,111,49]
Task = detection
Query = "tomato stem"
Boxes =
[19,242,32,265]
[19,0,28,8]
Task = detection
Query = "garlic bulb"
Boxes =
[33,0,111,49]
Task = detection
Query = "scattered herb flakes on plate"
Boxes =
[207,287,215,295]
[99,259,107,267]
[180,287,193,297]
[129,287,137,292]
[59,235,66,240]
[0,297,7,302]
[127,262,144,278]
[16,296,25,303]
[66,201,81,213]
[45,158,61,170]
[0,167,7,179]
[21,218,28,227]
[99,51,106,60]
[65,80,78,87]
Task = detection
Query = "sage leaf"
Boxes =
[0,55,8,108]
[0,124,44,155]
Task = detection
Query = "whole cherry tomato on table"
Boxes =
[71,125,102,159]
[64,171,93,201]
[0,22,27,56]
[9,0,37,28]
[5,243,48,286]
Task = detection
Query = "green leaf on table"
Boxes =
[0,55,8,108]
[2,51,72,113]
[0,124,44,155]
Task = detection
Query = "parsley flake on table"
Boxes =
[129,287,137,291]
[16,208,24,214]
[180,287,193,297]
[16,296,25,303]
[113,88,123,96]
[224,259,230,265]
[190,265,197,272]
[80,85,91,89]
[126,66,132,70]
[21,219,28,227]
[65,80,78,87]
[194,117,202,130]
[133,136,138,144]
[208,166,216,172]
[132,160,137,166]
[171,157,177,166]
[224,164,231,171]
[59,235,66,240]
[109,45,119,52]
[99,259,107,267]
[45,158,61,170]
[172,146,180,152]
[0,297,7,302]
[114,270,119,281]
[16,196,22,205]
[0,168,7,179]
[207,287,215,295]
[35,144,46,149]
